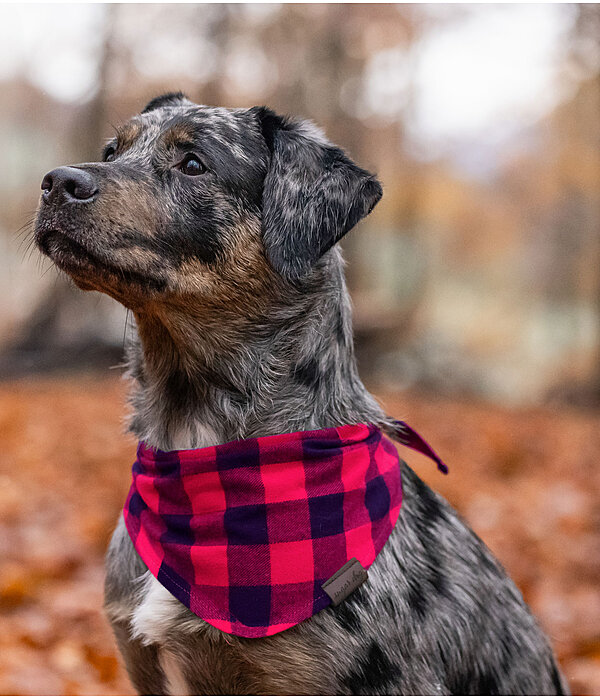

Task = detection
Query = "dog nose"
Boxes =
[41,166,98,205]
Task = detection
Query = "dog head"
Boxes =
[35,93,382,310]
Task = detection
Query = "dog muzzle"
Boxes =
[124,421,446,637]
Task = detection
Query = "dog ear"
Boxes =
[250,107,382,280]
[142,92,189,114]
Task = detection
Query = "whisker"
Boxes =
[122,308,132,351]
[23,238,38,262]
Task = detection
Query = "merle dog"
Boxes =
[35,93,567,695]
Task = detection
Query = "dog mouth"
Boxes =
[35,225,166,293]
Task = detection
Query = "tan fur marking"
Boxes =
[159,649,190,695]
[161,123,198,150]
[116,121,143,151]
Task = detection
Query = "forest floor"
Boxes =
[0,374,598,695]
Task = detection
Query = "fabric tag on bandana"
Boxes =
[322,558,368,605]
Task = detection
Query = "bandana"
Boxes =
[124,420,446,638]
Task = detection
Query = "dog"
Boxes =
[34,93,567,695]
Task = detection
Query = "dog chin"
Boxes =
[35,225,166,298]
[35,226,102,285]
[37,226,91,268]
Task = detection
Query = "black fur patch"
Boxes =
[476,670,501,695]
[335,313,346,345]
[406,578,428,620]
[550,661,566,695]
[348,585,368,608]
[448,667,474,695]
[344,641,401,694]
[414,476,445,526]
[449,663,504,695]
[250,106,289,153]
[164,367,197,410]
[292,358,321,389]
[412,477,451,598]
[331,600,362,634]
[170,196,230,266]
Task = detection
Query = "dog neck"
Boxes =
[126,253,386,451]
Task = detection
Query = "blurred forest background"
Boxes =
[0,3,599,695]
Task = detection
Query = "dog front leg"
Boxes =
[105,517,169,694]
[111,619,168,695]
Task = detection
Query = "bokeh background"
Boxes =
[0,3,598,694]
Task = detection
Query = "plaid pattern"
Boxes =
[124,424,411,638]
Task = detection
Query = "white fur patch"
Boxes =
[130,573,184,645]
[139,420,222,452]
[171,421,221,450]
[130,571,212,646]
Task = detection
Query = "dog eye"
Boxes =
[178,154,205,176]
[103,146,116,162]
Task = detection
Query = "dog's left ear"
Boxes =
[142,92,189,114]
[250,107,382,280]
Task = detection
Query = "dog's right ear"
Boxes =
[250,106,382,281]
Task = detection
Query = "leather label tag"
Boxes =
[322,557,368,606]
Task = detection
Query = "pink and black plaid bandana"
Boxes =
[124,421,447,638]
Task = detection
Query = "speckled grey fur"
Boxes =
[36,94,567,695]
